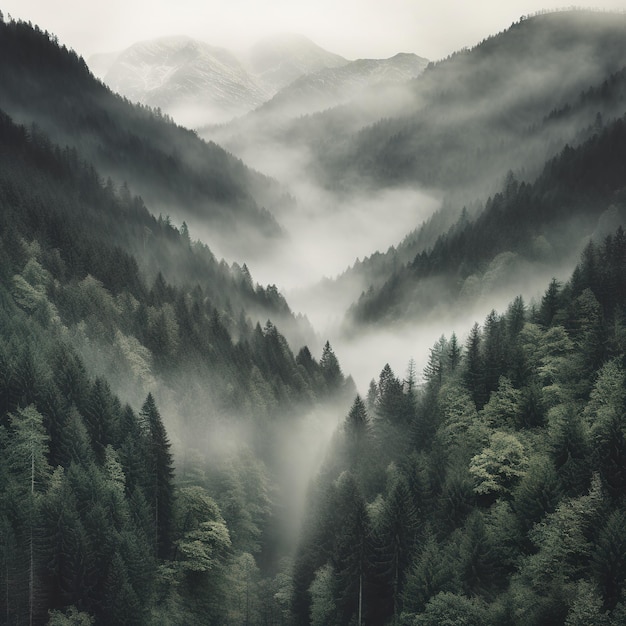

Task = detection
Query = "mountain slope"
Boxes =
[315,10,626,196]
[0,102,358,623]
[96,36,270,126]
[348,111,626,327]
[0,18,288,260]
[294,228,626,623]
[246,33,349,92]
[259,52,429,117]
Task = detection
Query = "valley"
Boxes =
[1,6,626,625]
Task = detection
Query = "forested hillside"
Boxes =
[312,61,626,320]
[349,109,626,326]
[0,100,352,623]
[209,10,626,333]
[0,16,290,258]
[295,230,626,624]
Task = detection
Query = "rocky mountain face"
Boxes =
[244,32,349,92]
[93,36,269,126]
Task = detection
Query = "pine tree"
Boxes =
[332,473,373,626]
[539,278,561,327]
[591,509,626,610]
[140,393,175,560]
[7,405,52,625]
[458,511,500,598]
[320,341,343,391]
[376,471,418,624]
[344,396,370,471]
[448,333,461,372]
[464,323,485,409]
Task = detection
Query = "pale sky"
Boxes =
[3,1,626,62]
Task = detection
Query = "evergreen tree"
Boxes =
[376,471,418,624]
[320,341,343,391]
[464,323,485,409]
[6,405,52,625]
[344,396,370,471]
[331,473,373,626]
[539,278,562,327]
[140,393,175,560]
[448,333,461,372]
[591,509,626,610]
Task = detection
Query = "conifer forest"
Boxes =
[2,6,626,625]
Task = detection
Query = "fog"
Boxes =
[7,0,626,66]
[334,258,581,392]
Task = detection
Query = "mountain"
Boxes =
[312,11,626,197]
[303,63,626,327]
[258,52,429,117]
[92,36,270,127]
[235,10,626,336]
[245,33,349,92]
[90,33,354,127]
[6,8,626,626]
[0,18,290,260]
[0,98,358,622]
[348,110,626,328]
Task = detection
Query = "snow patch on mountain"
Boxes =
[90,36,270,126]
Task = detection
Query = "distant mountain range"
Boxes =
[89,34,428,126]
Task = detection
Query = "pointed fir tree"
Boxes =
[591,509,626,610]
[344,396,370,471]
[320,341,343,391]
[140,393,175,560]
[448,332,461,372]
[464,323,485,409]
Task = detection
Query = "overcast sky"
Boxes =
[4,1,626,61]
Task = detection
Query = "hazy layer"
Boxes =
[334,260,578,393]
[6,1,626,65]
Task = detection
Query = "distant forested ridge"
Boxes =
[349,110,626,326]
[314,10,626,196]
[295,230,626,624]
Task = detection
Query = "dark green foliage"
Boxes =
[591,509,626,610]
[343,396,370,472]
[549,406,591,497]
[140,394,175,560]
[458,512,500,599]
[330,473,373,626]
[540,279,563,328]
[464,324,485,409]
[511,456,561,535]
[320,341,344,391]
[298,229,626,623]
